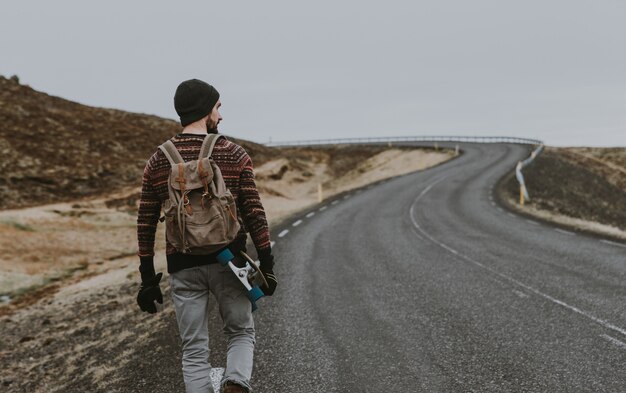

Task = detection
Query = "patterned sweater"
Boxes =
[137,132,271,277]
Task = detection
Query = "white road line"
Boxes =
[600,334,626,350]
[270,241,276,248]
[210,368,224,392]
[343,194,351,199]
[555,228,575,236]
[600,239,626,249]
[490,202,496,207]
[497,208,504,213]
[331,200,339,205]
[409,178,626,339]
[410,226,424,240]
[512,289,529,298]
[306,212,315,218]
[319,206,327,211]
[278,229,289,238]
[292,220,303,227]
[507,213,516,218]
[525,219,540,226]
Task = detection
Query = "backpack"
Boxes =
[158,134,241,254]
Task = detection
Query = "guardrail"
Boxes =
[265,135,545,207]
[516,144,545,205]
[266,135,543,147]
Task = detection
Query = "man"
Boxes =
[136,79,277,393]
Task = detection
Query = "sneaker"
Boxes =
[223,381,248,393]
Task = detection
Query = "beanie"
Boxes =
[174,79,220,127]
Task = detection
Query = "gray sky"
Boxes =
[1,0,625,146]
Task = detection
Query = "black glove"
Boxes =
[260,266,278,296]
[258,251,277,296]
[137,272,163,313]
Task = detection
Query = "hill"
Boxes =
[498,146,626,239]
[0,75,276,210]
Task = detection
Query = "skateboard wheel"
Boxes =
[216,248,234,266]
[248,286,264,302]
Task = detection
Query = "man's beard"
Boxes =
[206,119,219,133]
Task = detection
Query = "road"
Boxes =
[119,142,625,393]
[251,142,626,392]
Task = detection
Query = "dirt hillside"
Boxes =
[498,146,626,239]
[0,75,275,210]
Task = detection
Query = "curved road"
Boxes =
[251,142,626,392]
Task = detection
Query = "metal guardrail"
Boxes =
[266,135,543,147]
[516,144,545,204]
[266,135,546,207]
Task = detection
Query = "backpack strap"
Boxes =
[199,134,223,159]
[158,140,184,165]
[158,140,190,213]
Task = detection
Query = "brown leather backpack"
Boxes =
[158,134,240,254]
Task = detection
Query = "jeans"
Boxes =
[169,261,255,393]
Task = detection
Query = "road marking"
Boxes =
[600,334,626,350]
[409,177,626,339]
[555,228,574,236]
[512,289,529,298]
[410,226,424,240]
[525,219,540,226]
[270,241,276,247]
[319,206,327,211]
[292,220,303,227]
[507,213,516,218]
[278,230,289,238]
[490,202,496,207]
[211,368,224,392]
[600,239,626,249]
[331,200,339,205]
[306,212,315,218]
[497,207,504,213]
[343,194,351,199]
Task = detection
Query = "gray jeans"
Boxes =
[169,262,255,393]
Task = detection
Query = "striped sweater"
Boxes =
[137,132,271,277]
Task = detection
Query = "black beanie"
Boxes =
[174,79,220,127]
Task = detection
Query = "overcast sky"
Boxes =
[1,0,625,146]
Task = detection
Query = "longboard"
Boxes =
[216,249,268,311]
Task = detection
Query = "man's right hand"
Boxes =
[137,272,163,313]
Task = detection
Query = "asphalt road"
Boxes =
[251,142,626,392]
[120,142,625,393]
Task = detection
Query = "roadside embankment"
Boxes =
[497,146,626,241]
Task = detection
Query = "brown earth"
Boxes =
[0,75,273,210]
[498,146,626,240]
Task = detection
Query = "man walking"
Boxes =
[136,79,277,393]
